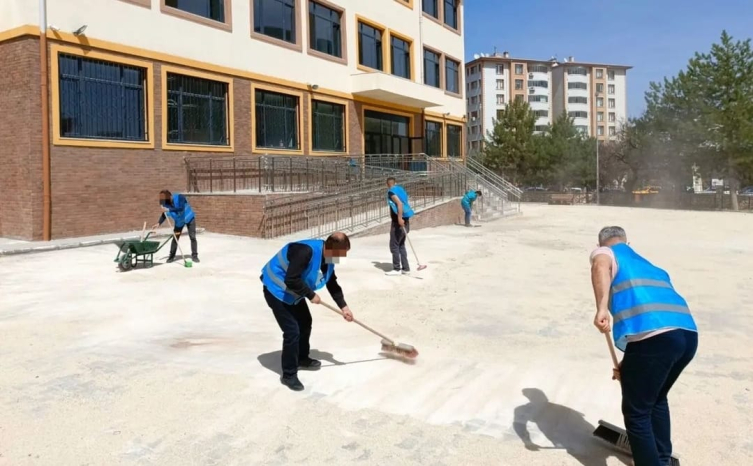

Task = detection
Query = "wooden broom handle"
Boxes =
[605,331,620,369]
[319,301,394,344]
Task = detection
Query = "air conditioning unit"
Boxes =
[528,73,535,79]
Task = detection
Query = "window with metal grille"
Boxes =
[424,49,441,87]
[58,53,147,141]
[447,124,462,157]
[358,22,383,70]
[309,1,341,57]
[445,58,460,93]
[166,73,228,145]
[422,0,438,18]
[444,0,458,29]
[425,121,442,156]
[254,0,296,43]
[391,36,411,79]
[569,96,588,104]
[568,82,587,90]
[529,95,548,103]
[569,111,588,118]
[166,0,225,22]
[312,100,344,152]
[255,89,299,149]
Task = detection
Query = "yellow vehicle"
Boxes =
[632,186,662,194]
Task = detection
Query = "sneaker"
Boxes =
[385,270,402,276]
[166,257,176,263]
[192,256,200,263]
[298,358,322,371]
[401,271,411,276]
[280,375,304,391]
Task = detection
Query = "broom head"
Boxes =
[417,264,428,271]
[381,339,419,359]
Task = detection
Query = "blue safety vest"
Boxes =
[461,190,478,208]
[261,239,334,305]
[165,194,195,228]
[387,185,415,218]
[609,243,697,351]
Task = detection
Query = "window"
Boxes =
[515,79,523,90]
[575,125,588,134]
[424,48,441,88]
[253,0,296,43]
[515,64,523,74]
[425,120,443,156]
[447,124,462,157]
[568,82,587,90]
[165,0,225,23]
[443,0,458,29]
[471,140,479,150]
[390,35,411,79]
[534,110,548,118]
[311,100,345,152]
[470,96,478,105]
[496,94,505,105]
[529,64,548,73]
[535,125,548,132]
[471,125,478,135]
[471,81,478,90]
[515,94,524,102]
[167,72,229,145]
[608,84,615,95]
[496,109,504,119]
[496,79,504,90]
[568,96,588,104]
[596,97,604,107]
[608,98,616,109]
[496,65,504,75]
[609,112,616,122]
[569,111,588,119]
[358,21,383,70]
[567,67,587,75]
[529,80,548,88]
[529,95,548,103]
[255,89,300,149]
[608,70,615,80]
[470,110,478,120]
[58,53,149,142]
[609,126,616,136]
[308,1,342,59]
[597,126,604,136]
[422,0,438,18]
[445,57,460,94]
[595,69,604,78]
[596,83,604,93]
[597,112,604,122]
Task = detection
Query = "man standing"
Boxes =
[385,177,415,276]
[461,190,483,226]
[151,190,199,263]
[260,232,355,391]
[590,226,698,466]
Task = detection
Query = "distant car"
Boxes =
[569,187,583,193]
[740,186,753,196]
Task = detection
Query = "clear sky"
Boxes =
[463,0,753,117]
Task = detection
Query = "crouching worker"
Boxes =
[461,190,482,226]
[260,232,355,391]
[151,190,199,263]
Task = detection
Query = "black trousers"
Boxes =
[263,287,312,378]
[170,219,198,258]
[389,219,410,271]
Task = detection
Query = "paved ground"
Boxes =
[1,205,751,465]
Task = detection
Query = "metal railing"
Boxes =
[465,156,524,199]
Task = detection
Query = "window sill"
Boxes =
[424,82,442,90]
[163,143,234,152]
[118,0,150,8]
[307,48,347,66]
[357,64,386,74]
[251,31,303,53]
[442,23,461,36]
[253,147,304,155]
[422,12,442,25]
[444,90,462,98]
[160,5,232,32]
[394,0,414,9]
[310,150,348,156]
[54,137,155,149]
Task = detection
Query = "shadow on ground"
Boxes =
[257,349,390,376]
[513,388,631,466]
[371,261,394,272]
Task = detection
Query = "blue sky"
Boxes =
[464,0,753,117]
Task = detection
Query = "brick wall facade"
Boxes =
[352,198,463,238]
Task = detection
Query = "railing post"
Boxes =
[233,157,237,193]
[209,159,213,193]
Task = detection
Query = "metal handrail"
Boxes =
[466,156,524,199]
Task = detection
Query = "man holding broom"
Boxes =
[590,226,698,466]
[151,190,199,263]
[385,177,415,276]
[260,232,355,391]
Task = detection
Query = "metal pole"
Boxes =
[596,138,600,205]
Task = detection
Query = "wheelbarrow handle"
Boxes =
[143,231,153,241]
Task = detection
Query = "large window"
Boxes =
[568,96,588,104]
[253,0,296,44]
[309,1,342,58]
[445,58,460,94]
[567,67,587,76]
[569,111,588,119]
[443,0,458,29]
[568,82,587,90]
[425,121,443,157]
[529,95,548,103]
[608,70,615,80]
[447,124,462,157]
[255,89,300,149]
[529,64,548,73]
[596,83,604,93]
[167,73,228,145]
[390,35,411,79]
[496,79,504,90]
[529,80,548,88]
[165,0,225,23]
[422,0,438,18]
[596,97,604,107]
[358,21,383,70]
[59,54,148,141]
[424,48,441,88]
[312,100,345,152]
[534,110,549,118]
[515,64,523,74]
[515,79,523,90]
[496,94,505,105]
[609,98,616,109]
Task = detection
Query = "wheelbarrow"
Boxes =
[113,232,171,272]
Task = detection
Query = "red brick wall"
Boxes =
[352,198,463,237]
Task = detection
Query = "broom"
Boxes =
[161,211,192,268]
[403,228,427,271]
[592,332,682,466]
[319,301,418,359]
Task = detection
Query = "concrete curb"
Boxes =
[0,228,206,257]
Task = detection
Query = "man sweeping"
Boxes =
[590,226,698,466]
[260,232,355,391]
[385,177,415,276]
[461,189,483,226]
[151,190,199,263]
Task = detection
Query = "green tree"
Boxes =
[536,113,596,189]
[482,98,536,184]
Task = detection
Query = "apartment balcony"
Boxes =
[351,71,444,109]
[527,71,549,82]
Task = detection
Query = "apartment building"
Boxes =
[0,0,465,240]
[465,52,630,151]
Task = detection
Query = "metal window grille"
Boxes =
[58,54,147,141]
[166,0,225,22]
[166,73,229,146]
[255,89,300,149]
[358,22,383,70]
[254,0,296,43]
[391,36,411,79]
[312,100,344,152]
[425,121,442,157]
[309,1,341,57]
[445,59,459,93]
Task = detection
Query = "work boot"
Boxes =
[280,375,304,391]
[166,256,176,263]
[298,358,322,370]
[192,256,200,263]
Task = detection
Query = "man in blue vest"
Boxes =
[385,177,415,276]
[151,190,199,263]
[590,226,698,466]
[260,232,354,391]
[461,190,483,226]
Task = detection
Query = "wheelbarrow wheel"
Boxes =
[118,253,134,272]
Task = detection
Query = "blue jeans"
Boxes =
[462,203,472,225]
[620,329,698,466]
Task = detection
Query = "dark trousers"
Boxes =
[462,204,472,225]
[620,329,698,466]
[389,219,410,271]
[170,219,198,258]
[264,287,312,378]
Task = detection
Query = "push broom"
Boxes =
[161,212,192,268]
[403,228,427,271]
[319,301,418,359]
[592,331,682,466]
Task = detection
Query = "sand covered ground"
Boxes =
[1,204,751,465]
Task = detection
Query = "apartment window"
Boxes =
[255,89,300,149]
[311,100,345,152]
[309,1,342,58]
[496,65,504,75]
[529,80,548,88]
[608,98,616,109]
[424,48,441,88]
[465,67,471,77]
[534,110,548,118]
[471,140,479,150]
[165,0,225,23]
[609,126,616,136]
[470,65,477,74]
[470,96,478,105]
[568,96,588,104]
[515,94,524,102]
[596,83,604,93]
[167,73,229,145]
[496,79,504,90]
[515,64,523,75]
[609,112,616,122]
[596,97,604,107]
[569,111,588,119]
[597,126,604,136]
[568,82,587,90]
[425,121,443,156]
[470,110,478,120]
[608,84,615,95]
[358,21,383,70]
[58,54,148,141]
[422,0,438,18]
[576,125,588,134]
[445,57,460,94]
[535,125,548,132]
[529,95,548,103]
[253,0,296,43]
[597,112,604,122]
[390,35,411,79]
[447,124,462,157]
[443,0,458,29]
[515,79,523,90]
[567,67,587,76]
[471,125,478,135]
[595,69,604,78]
[529,64,548,73]
[496,94,505,105]
[608,70,615,80]
[496,109,504,119]
[471,81,478,90]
